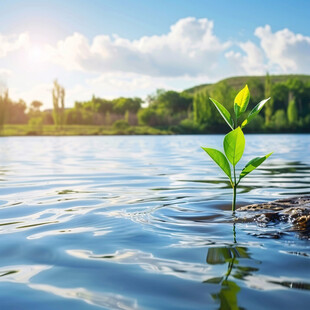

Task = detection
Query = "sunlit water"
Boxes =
[0,135,309,310]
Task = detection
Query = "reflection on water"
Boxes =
[27,284,139,310]
[67,248,211,282]
[206,246,243,309]
[0,135,309,309]
[205,223,310,309]
[205,225,252,309]
[0,264,138,309]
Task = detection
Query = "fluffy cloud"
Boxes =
[46,17,229,77]
[255,25,310,72]
[3,19,310,107]
[0,33,29,58]
[45,19,310,80]
[225,41,266,75]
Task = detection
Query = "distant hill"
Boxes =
[183,74,310,95]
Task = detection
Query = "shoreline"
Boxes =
[0,124,309,137]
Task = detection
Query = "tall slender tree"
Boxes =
[264,72,273,124]
[0,89,9,131]
[193,90,211,126]
[52,80,65,128]
[287,92,298,125]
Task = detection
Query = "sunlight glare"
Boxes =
[27,46,45,62]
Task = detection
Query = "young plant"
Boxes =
[202,85,272,213]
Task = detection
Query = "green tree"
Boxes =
[138,107,166,127]
[66,107,93,125]
[264,72,273,124]
[0,89,9,131]
[146,89,166,106]
[302,81,310,115]
[93,97,113,114]
[147,89,192,114]
[6,99,28,124]
[124,110,129,123]
[113,97,142,114]
[208,82,235,129]
[30,100,43,112]
[246,114,264,132]
[52,80,66,128]
[158,91,192,114]
[210,82,234,108]
[286,78,305,116]
[248,78,264,104]
[273,109,287,129]
[287,97,298,125]
[193,92,200,124]
[271,83,289,111]
[193,90,212,126]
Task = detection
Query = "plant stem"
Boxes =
[224,256,235,281]
[232,165,237,213]
[232,185,237,213]
[233,223,236,243]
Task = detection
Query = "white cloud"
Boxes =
[2,20,310,106]
[0,33,29,58]
[46,17,229,77]
[45,20,310,84]
[225,41,266,75]
[255,25,310,72]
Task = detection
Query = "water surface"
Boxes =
[0,135,309,309]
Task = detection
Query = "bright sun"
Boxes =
[27,46,44,62]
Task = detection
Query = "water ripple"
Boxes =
[0,135,309,309]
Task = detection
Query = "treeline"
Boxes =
[67,96,142,127]
[0,75,310,134]
[186,74,310,133]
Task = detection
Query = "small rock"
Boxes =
[238,196,310,238]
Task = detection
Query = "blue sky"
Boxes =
[0,0,309,108]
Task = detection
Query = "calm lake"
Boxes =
[0,134,309,309]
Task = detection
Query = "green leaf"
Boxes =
[234,85,250,118]
[239,152,273,181]
[241,97,271,128]
[223,127,245,166]
[201,147,231,181]
[203,277,223,284]
[206,247,232,265]
[209,98,234,130]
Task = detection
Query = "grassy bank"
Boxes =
[0,124,172,136]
